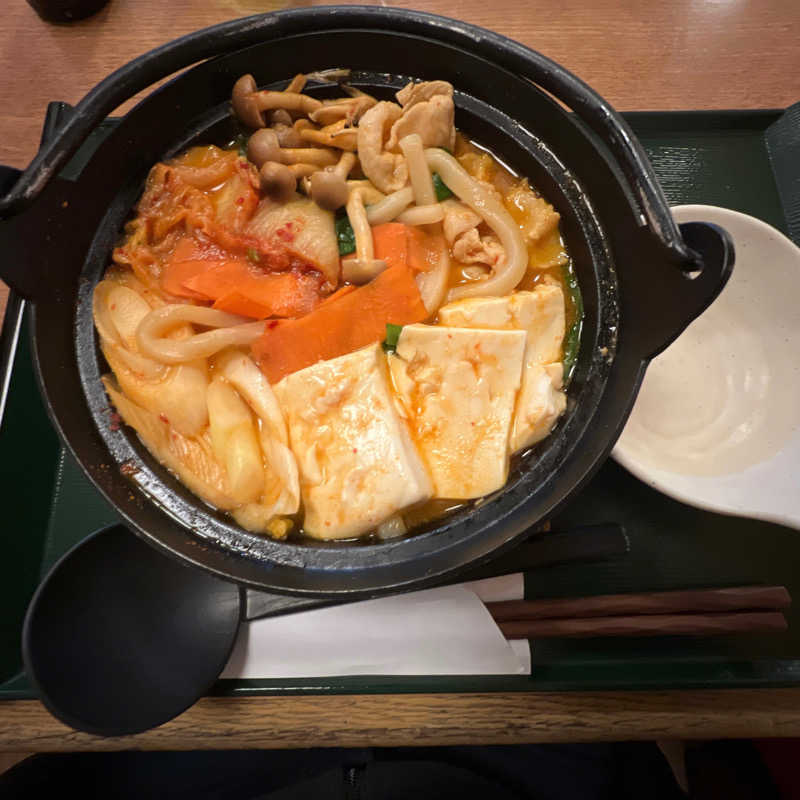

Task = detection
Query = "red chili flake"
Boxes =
[236,196,245,205]
[275,224,296,243]
[268,320,279,329]
[352,448,358,453]
[110,304,117,310]
[159,413,169,424]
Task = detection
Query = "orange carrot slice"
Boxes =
[252,264,428,383]
[407,227,443,273]
[161,238,218,300]
[183,259,251,301]
[212,272,322,319]
[162,237,324,319]
[319,284,357,307]
[371,223,409,271]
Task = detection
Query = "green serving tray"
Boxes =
[2,105,799,700]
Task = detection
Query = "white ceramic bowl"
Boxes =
[613,205,800,529]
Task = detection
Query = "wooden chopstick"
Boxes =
[495,611,788,639]
[487,586,791,639]
[487,586,791,622]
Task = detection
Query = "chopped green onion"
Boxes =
[382,323,403,353]
[246,247,260,264]
[562,321,582,381]
[335,212,356,256]
[230,133,248,157]
[432,173,453,202]
[561,261,584,382]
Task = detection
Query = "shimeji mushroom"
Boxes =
[341,189,387,284]
[310,152,357,211]
[299,119,358,151]
[270,110,304,147]
[309,91,377,127]
[247,129,339,170]
[231,74,322,129]
[258,162,297,204]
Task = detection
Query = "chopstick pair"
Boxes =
[486,585,792,639]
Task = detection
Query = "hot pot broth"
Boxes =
[93,72,581,542]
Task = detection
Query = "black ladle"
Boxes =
[22,522,628,736]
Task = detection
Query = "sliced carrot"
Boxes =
[407,227,443,273]
[371,223,409,271]
[212,289,271,319]
[319,284,357,307]
[162,237,324,319]
[372,223,442,274]
[183,259,252,301]
[213,272,322,319]
[252,264,428,383]
[161,238,218,300]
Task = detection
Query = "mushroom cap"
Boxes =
[247,129,284,168]
[270,109,293,126]
[310,171,349,211]
[232,74,266,129]
[272,123,305,148]
[259,162,297,204]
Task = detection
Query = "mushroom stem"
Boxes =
[248,128,338,169]
[341,186,389,282]
[309,95,377,126]
[280,147,338,167]
[285,73,307,94]
[286,163,319,178]
[308,152,357,211]
[346,181,386,206]
[333,151,357,179]
[253,90,322,116]
[300,120,358,151]
[347,190,376,262]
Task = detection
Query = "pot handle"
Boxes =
[0,9,723,281]
[0,9,715,237]
[631,220,735,360]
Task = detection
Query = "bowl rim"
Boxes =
[612,203,800,531]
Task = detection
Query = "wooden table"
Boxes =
[1,0,800,750]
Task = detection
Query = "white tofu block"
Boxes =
[511,362,567,452]
[389,324,526,500]
[438,287,568,452]
[273,343,433,539]
[438,285,565,364]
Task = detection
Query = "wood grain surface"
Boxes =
[1,0,800,749]
[1,0,799,171]
[4,690,800,751]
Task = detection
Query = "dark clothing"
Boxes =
[0,743,686,799]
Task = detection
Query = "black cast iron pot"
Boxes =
[0,8,733,598]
